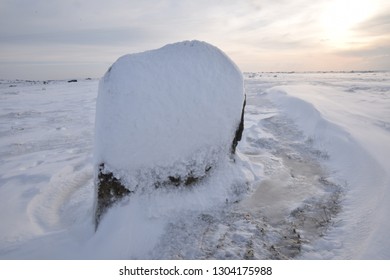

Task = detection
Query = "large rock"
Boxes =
[94,40,245,226]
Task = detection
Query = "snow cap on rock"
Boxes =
[94,40,244,184]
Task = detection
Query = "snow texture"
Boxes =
[94,40,245,192]
[0,70,390,259]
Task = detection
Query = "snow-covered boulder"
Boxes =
[94,40,245,225]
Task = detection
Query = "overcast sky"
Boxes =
[0,0,389,79]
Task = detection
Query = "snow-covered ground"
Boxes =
[0,72,389,259]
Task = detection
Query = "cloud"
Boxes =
[352,12,390,42]
[355,13,390,35]
[0,0,326,47]
[328,11,390,70]
[0,28,153,46]
[0,0,389,79]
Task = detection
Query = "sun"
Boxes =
[321,0,375,48]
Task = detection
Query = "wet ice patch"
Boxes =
[149,91,344,260]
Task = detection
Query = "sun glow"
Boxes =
[321,0,375,48]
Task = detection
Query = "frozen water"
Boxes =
[0,71,389,259]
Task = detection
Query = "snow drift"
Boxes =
[94,40,246,224]
[1,72,389,259]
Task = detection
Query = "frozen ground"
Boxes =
[0,72,389,259]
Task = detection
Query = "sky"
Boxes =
[0,0,389,80]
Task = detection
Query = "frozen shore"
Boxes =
[0,72,389,259]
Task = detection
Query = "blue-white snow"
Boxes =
[0,71,389,259]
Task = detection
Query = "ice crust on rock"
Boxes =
[93,40,245,219]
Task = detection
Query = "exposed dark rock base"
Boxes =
[95,164,131,227]
[231,96,246,154]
